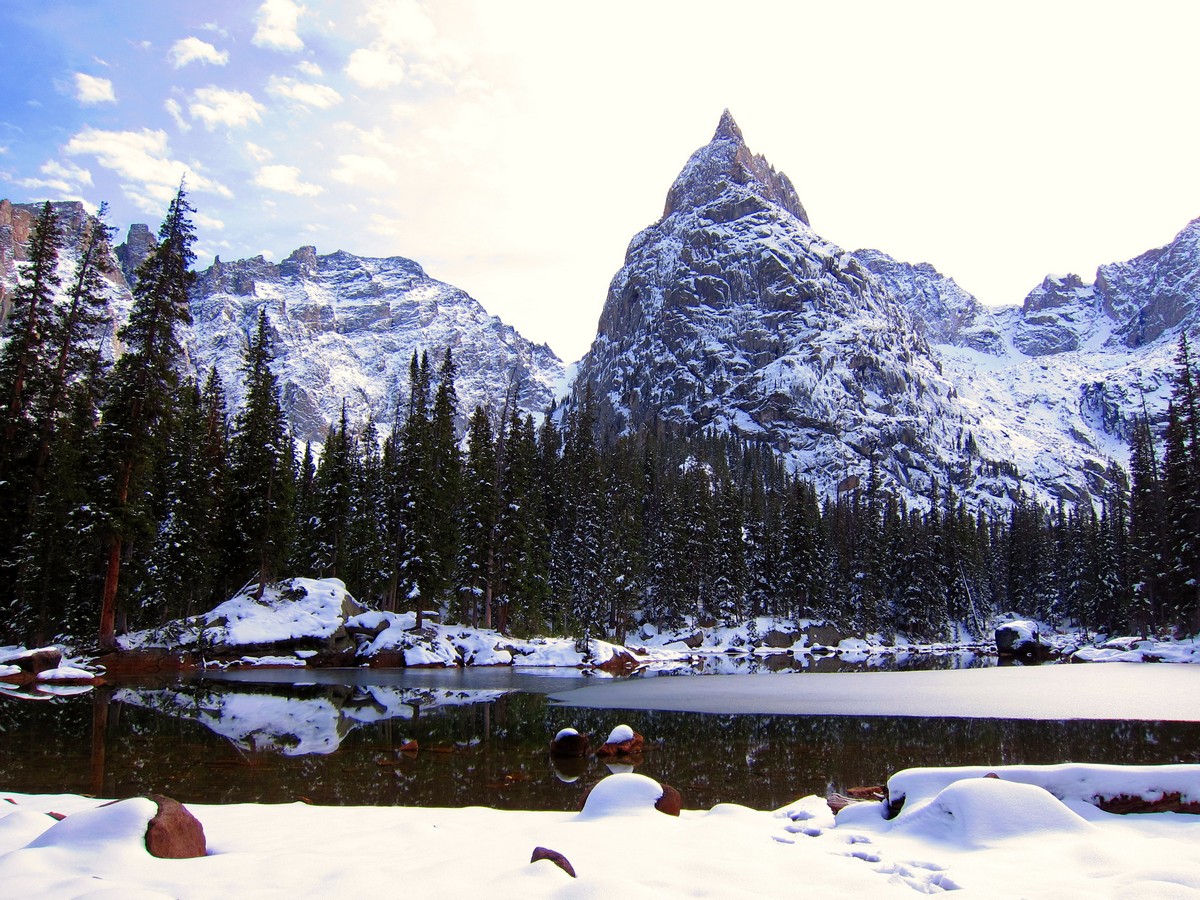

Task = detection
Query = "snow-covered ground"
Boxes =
[2,765,1198,898]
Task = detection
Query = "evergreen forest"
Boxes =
[2,195,1199,649]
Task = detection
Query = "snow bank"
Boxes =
[3,765,1200,897]
[887,763,1200,814]
[577,773,666,818]
[120,578,356,650]
[893,777,1094,847]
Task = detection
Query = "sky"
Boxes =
[2,1,1200,364]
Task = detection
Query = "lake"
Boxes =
[3,661,1199,811]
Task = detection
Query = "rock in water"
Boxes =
[549,727,590,758]
[596,724,644,757]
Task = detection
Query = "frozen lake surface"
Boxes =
[550,662,1200,720]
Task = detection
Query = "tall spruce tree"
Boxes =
[1162,335,1200,630]
[96,185,196,648]
[0,201,62,468]
[1127,413,1164,629]
[457,406,497,627]
[227,310,295,599]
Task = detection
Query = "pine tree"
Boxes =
[1161,335,1200,631]
[142,367,231,620]
[8,374,106,642]
[497,412,551,635]
[310,406,354,581]
[96,185,197,648]
[345,416,388,603]
[25,204,113,511]
[561,395,606,642]
[456,406,497,627]
[0,201,62,468]
[1127,413,1165,630]
[426,349,462,608]
[226,310,295,599]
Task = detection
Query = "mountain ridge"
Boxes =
[572,112,1199,509]
[0,199,565,441]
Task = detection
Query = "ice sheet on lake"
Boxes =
[549,662,1200,721]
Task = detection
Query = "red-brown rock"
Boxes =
[1097,792,1200,815]
[13,647,62,675]
[655,784,682,816]
[595,725,645,757]
[144,795,207,859]
[531,846,576,877]
[549,729,590,758]
[593,648,641,674]
[95,650,196,677]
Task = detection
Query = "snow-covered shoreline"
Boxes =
[2,764,1199,898]
[5,577,1198,694]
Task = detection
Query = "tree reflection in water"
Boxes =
[1,673,1198,811]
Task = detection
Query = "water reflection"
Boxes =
[2,669,1199,812]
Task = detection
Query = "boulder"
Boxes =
[804,625,847,648]
[595,724,645,757]
[549,728,590,758]
[96,650,196,676]
[144,795,207,859]
[593,648,641,674]
[1097,792,1200,815]
[760,628,795,649]
[8,647,62,675]
[995,620,1040,656]
[655,784,682,816]
[579,773,680,818]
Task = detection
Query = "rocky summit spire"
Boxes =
[713,108,745,144]
[662,111,809,225]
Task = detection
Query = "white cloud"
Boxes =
[63,126,231,211]
[74,73,116,105]
[194,211,226,232]
[254,164,323,196]
[362,0,438,49]
[296,60,323,77]
[347,0,472,89]
[189,86,264,130]
[253,0,305,52]
[331,154,397,185]
[169,37,229,68]
[18,159,94,194]
[164,98,190,131]
[345,46,404,88]
[266,75,342,110]
[245,142,274,163]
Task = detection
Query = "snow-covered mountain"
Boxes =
[0,199,565,440]
[571,111,1198,509]
[178,245,564,440]
[6,113,1198,505]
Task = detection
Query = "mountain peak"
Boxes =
[662,112,809,225]
[713,108,745,144]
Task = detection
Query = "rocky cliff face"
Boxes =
[574,113,1015,506]
[2,205,564,441]
[573,113,1200,508]
[181,245,565,440]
